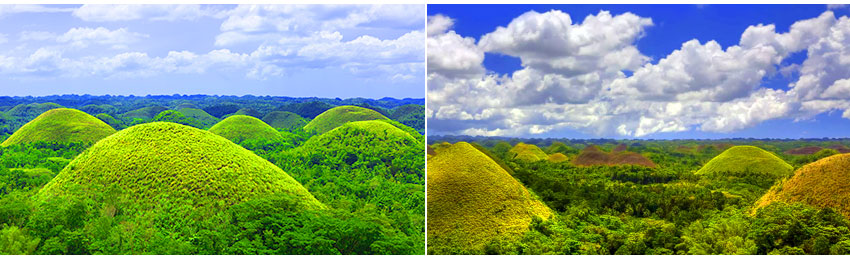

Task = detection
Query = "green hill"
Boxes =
[177,108,220,128]
[80,104,116,115]
[755,153,850,218]
[427,142,552,254]
[37,122,323,211]
[278,101,334,119]
[262,111,307,131]
[95,113,124,129]
[1,108,116,147]
[548,153,569,163]
[122,106,168,119]
[697,145,793,180]
[209,115,282,143]
[303,105,389,134]
[174,102,198,110]
[231,108,262,118]
[507,142,549,162]
[298,120,419,165]
[5,102,63,118]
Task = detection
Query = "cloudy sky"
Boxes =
[428,4,850,139]
[0,4,425,98]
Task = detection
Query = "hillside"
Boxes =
[122,106,169,119]
[573,145,656,168]
[1,108,116,147]
[37,122,323,211]
[755,153,850,218]
[262,111,307,131]
[427,142,551,254]
[507,142,549,162]
[303,105,389,134]
[697,145,793,179]
[209,115,282,143]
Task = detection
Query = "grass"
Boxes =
[548,153,569,163]
[122,106,169,119]
[507,142,548,162]
[573,145,656,168]
[209,115,282,144]
[427,142,551,254]
[697,145,793,179]
[37,122,324,211]
[303,105,389,134]
[5,102,63,117]
[1,108,116,147]
[755,153,850,218]
[262,111,307,131]
[299,120,419,158]
[95,113,124,129]
[177,108,220,128]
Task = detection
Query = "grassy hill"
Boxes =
[5,102,63,118]
[1,108,116,147]
[507,142,548,162]
[37,122,323,211]
[262,111,307,131]
[755,153,850,218]
[697,145,792,179]
[95,113,124,130]
[122,106,168,119]
[548,153,569,163]
[427,142,551,254]
[209,115,282,144]
[573,145,656,168]
[177,108,220,128]
[303,105,389,134]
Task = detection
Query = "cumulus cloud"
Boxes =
[428,9,850,137]
[73,5,211,22]
[57,27,148,49]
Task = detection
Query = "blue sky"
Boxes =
[427,4,850,139]
[0,4,425,98]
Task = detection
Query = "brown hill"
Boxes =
[613,143,628,152]
[755,153,850,218]
[785,146,824,155]
[828,144,850,153]
[573,145,656,168]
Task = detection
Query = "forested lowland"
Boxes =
[0,95,424,255]
[427,136,850,255]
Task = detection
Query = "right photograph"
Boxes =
[426,4,850,255]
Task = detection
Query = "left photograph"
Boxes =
[0,4,425,255]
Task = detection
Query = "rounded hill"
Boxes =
[122,106,168,119]
[507,142,548,162]
[303,105,388,134]
[177,108,220,128]
[37,122,323,211]
[1,108,116,147]
[427,142,551,253]
[299,120,419,159]
[755,153,850,218]
[573,145,656,168]
[262,111,307,131]
[209,115,282,143]
[548,153,569,163]
[696,145,792,179]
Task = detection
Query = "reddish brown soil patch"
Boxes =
[573,145,656,168]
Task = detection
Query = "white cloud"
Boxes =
[73,4,210,22]
[428,10,850,137]
[19,31,56,42]
[0,5,74,17]
[828,4,847,10]
[57,27,148,49]
[0,34,6,44]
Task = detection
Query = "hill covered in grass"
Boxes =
[755,153,850,218]
[209,115,282,144]
[573,145,656,168]
[548,153,568,163]
[177,108,220,128]
[262,111,307,131]
[303,105,388,134]
[37,122,323,211]
[507,142,548,162]
[427,142,551,254]
[697,146,792,179]
[1,108,116,147]
[122,106,169,119]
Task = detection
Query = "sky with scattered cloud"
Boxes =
[0,4,425,98]
[427,4,850,139]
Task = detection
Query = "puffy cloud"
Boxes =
[19,31,56,41]
[57,27,148,49]
[428,10,850,138]
[73,5,210,22]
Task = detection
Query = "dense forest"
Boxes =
[0,95,424,255]
[427,136,850,255]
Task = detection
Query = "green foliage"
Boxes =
[697,146,792,180]
[80,104,116,116]
[0,225,40,255]
[261,111,307,131]
[792,148,839,166]
[303,106,388,134]
[278,101,334,119]
[1,108,116,147]
[231,108,261,118]
[95,113,124,130]
[176,108,220,129]
[121,106,168,120]
[152,110,204,129]
[208,115,283,144]
[388,104,424,134]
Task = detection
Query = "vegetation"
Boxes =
[176,108,219,129]
[696,146,792,180]
[573,145,656,168]
[1,109,116,147]
[303,106,389,134]
[427,142,551,254]
[507,142,548,162]
[756,153,850,218]
[262,111,307,131]
[209,115,283,144]
[427,136,850,255]
[121,106,168,119]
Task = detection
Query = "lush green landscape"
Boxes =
[0,95,424,255]
[427,136,850,255]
